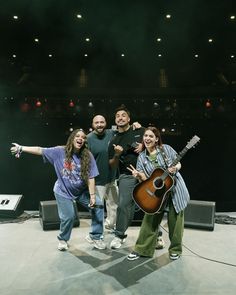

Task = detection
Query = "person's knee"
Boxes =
[63,212,75,223]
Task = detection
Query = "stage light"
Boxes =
[88,101,93,107]
[69,100,75,107]
[36,99,42,107]
[205,99,212,108]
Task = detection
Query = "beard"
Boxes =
[95,127,105,134]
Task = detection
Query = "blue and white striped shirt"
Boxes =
[136,144,190,213]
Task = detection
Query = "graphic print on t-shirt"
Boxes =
[62,160,81,184]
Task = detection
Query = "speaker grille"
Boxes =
[0,194,24,218]
[184,200,215,231]
[39,200,80,230]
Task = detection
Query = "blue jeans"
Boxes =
[55,190,104,242]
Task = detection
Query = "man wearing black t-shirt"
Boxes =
[108,105,145,249]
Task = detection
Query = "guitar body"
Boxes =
[133,167,174,214]
[132,135,200,214]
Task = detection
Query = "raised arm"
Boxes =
[109,144,123,168]
[10,143,43,157]
[127,164,147,182]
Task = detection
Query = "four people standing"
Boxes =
[10,109,190,261]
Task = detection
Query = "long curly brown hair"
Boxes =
[64,129,91,184]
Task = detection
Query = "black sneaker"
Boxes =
[127,251,140,261]
[169,253,180,260]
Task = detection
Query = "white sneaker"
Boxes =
[169,253,180,260]
[127,251,140,261]
[93,239,107,250]
[58,240,68,251]
[85,235,94,244]
[85,235,107,250]
[110,237,125,249]
[156,236,165,249]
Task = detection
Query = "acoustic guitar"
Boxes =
[132,135,200,214]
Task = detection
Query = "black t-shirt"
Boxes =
[108,127,145,175]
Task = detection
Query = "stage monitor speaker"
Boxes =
[0,194,24,218]
[184,200,215,231]
[131,206,144,226]
[39,200,80,230]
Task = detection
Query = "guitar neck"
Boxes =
[171,147,189,167]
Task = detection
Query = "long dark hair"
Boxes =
[65,129,91,184]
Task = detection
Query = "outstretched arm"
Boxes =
[10,143,43,157]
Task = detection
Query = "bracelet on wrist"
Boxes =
[15,146,23,158]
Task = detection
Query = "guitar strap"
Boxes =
[158,146,169,169]
[159,145,177,187]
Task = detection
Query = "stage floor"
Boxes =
[1,213,236,295]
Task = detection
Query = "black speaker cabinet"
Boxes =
[0,194,24,218]
[184,200,215,231]
[131,206,144,226]
[39,200,80,230]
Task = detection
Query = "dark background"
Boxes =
[0,0,236,211]
[1,97,236,212]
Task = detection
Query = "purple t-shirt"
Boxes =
[42,147,99,199]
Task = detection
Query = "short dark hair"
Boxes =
[115,104,130,117]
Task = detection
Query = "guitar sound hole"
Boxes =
[154,178,163,189]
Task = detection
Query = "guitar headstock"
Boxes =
[186,135,200,149]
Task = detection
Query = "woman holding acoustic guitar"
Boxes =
[127,126,190,261]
